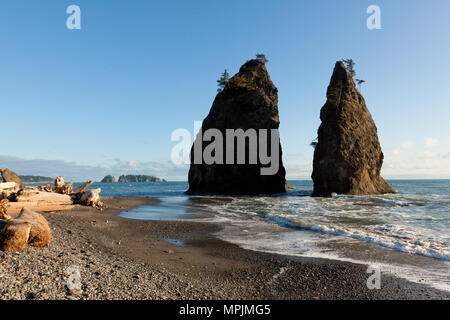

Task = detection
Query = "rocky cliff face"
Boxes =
[187,59,287,195]
[101,175,117,183]
[311,61,395,197]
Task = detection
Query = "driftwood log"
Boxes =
[53,177,74,195]
[54,176,65,194]
[4,202,75,214]
[64,180,74,195]
[0,208,52,252]
[72,181,93,195]
[0,221,31,252]
[0,199,11,220]
[19,208,52,248]
[14,190,73,203]
[80,188,103,209]
[1,191,15,202]
[39,184,54,192]
[1,183,17,201]
[0,182,16,191]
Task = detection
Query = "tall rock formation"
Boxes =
[187,59,287,195]
[311,61,395,197]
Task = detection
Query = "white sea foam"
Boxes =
[210,213,450,292]
[203,183,450,292]
[212,190,450,261]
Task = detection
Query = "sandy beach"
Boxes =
[0,196,448,300]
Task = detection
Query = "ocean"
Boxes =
[87,180,450,291]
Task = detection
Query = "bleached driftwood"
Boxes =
[53,176,74,195]
[5,202,75,214]
[72,181,93,195]
[80,188,103,209]
[14,190,73,204]
[0,199,11,220]
[1,190,14,201]
[0,182,16,191]
[64,180,73,195]
[54,176,65,194]
[0,208,52,252]
[39,184,54,192]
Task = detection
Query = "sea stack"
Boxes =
[187,59,288,195]
[311,61,395,197]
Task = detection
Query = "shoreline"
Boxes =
[0,196,448,300]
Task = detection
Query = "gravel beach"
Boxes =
[0,196,448,300]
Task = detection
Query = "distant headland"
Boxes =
[18,175,54,183]
[101,175,167,183]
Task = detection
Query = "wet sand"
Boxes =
[0,196,448,300]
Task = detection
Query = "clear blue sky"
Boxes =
[1,0,449,180]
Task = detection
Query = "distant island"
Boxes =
[100,175,166,183]
[101,175,116,183]
[19,175,54,183]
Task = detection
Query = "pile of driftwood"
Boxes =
[0,176,103,216]
[0,173,103,252]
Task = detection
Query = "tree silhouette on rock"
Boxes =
[342,58,366,91]
[342,58,356,78]
[217,69,230,92]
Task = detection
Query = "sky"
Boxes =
[1,0,449,181]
